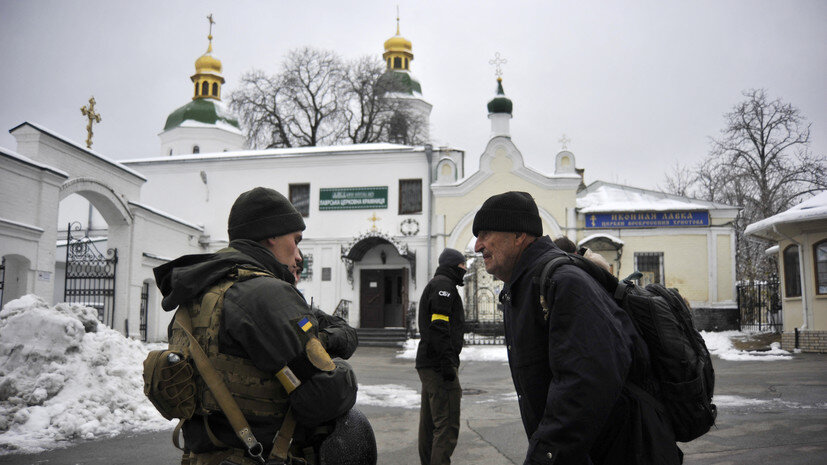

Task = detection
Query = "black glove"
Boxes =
[440,361,456,382]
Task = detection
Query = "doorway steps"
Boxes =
[356,327,408,348]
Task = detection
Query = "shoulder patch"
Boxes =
[438,290,451,298]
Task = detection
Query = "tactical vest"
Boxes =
[168,266,289,419]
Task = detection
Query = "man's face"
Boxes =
[265,231,303,270]
[474,231,524,282]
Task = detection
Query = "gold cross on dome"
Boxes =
[207,13,215,36]
[559,134,571,151]
[368,212,382,232]
[489,52,507,78]
[80,96,102,149]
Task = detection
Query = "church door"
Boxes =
[360,270,384,328]
[360,268,407,328]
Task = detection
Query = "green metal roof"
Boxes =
[487,79,513,115]
[378,70,422,96]
[163,98,240,131]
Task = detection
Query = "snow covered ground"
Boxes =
[0,295,793,454]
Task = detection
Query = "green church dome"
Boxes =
[378,70,423,96]
[163,98,241,132]
[487,78,513,115]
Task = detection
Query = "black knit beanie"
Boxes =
[438,248,465,267]
[472,191,542,237]
[228,187,306,241]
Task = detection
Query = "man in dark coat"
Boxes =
[472,191,681,465]
[415,248,467,465]
[154,187,360,464]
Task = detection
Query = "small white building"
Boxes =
[745,192,827,352]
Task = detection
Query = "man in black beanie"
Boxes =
[415,247,467,465]
[472,192,681,465]
[153,187,367,464]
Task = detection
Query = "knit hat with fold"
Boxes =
[472,191,542,237]
[438,248,466,267]
[228,187,306,241]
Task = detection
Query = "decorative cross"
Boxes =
[558,134,571,151]
[80,97,102,149]
[368,212,382,232]
[207,13,215,36]
[489,52,507,79]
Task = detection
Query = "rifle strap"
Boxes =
[174,309,266,463]
[269,407,297,461]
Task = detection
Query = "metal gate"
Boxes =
[64,222,118,327]
[139,281,149,341]
[463,256,505,344]
[0,257,5,308]
[736,277,782,333]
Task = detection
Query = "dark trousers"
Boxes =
[417,367,462,465]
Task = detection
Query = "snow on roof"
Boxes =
[745,191,827,238]
[576,181,733,213]
[121,142,419,164]
[9,122,147,181]
[0,146,69,178]
[128,201,204,231]
[578,233,624,247]
[177,119,243,135]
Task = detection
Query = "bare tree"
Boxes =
[664,89,826,279]
[229,47,426,148]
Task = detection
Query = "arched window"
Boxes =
[201,81,209,96]
[192,145,200,154]
[212,82,218,96]
[404,58,408,69]
[814,239,827,295]
[783,245,801,297]
[393,57,402,69]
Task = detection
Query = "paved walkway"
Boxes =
[1,346,825,464]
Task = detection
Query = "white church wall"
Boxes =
[159,126,245,156]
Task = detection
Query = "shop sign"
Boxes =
[319,186,388,210]
[585,211,709,228]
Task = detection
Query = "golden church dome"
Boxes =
[384,33,412,53]
[195,42,222,74]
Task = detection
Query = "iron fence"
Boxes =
[0,257,5,308]
[463,256,505,345]
[139,281,149,341]
[736,277,782,333]
[64,222,118,327]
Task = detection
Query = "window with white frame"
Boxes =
[634,252,664,286]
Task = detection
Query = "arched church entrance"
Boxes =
[57,178,132,330]
[341,232,416,329]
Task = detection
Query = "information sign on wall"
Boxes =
[585,211,709,229]
[319,186,388,210]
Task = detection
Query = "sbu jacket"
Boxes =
[501,236,681,465]
[415,264,466,369]
[154,239,358,456]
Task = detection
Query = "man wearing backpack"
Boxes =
[472,191,682,465]
[154,187,364,465]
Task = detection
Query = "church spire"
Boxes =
[383,10,413,72]
[191,13,225,101]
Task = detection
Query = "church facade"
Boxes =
[0,17,739,342]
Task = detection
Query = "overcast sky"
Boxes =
[1,0,824,190]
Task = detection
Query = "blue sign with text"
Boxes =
[585,211,709,229]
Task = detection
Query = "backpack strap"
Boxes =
[536,252,624,320]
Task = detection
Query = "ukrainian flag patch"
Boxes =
[298,317,313,332]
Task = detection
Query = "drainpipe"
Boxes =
[774,224,809,329]
[425,144,434,285]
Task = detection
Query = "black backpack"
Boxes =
[537,252,717,442]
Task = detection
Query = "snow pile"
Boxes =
[397,339,509,362]
[356,384,420,409]
[399,331,792,362]
[0,295,173,454]
[700,330,792,361]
